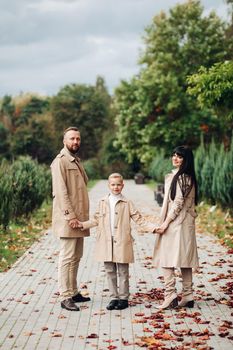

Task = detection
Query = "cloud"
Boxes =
[0,0,229,96]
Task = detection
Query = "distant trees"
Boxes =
[51,76,112,160]
[0,94,56,163]
[0,77,112,164]
[114,0,233,166]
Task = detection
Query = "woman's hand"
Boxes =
[156,222,169,234]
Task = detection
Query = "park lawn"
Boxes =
[196,203,233,248]
[0,180,98,272]
[0,200,52,272]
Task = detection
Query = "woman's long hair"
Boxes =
[170,145,198,205]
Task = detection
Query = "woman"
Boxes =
[153,145,199,309]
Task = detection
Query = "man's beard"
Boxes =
[66,144,80,154]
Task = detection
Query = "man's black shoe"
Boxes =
[115,299,128,310]
[61,298,80,311]
[106,299,119,310]
[72,293,91,303]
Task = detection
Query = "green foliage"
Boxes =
[14,96,49,127]
[11,114,56,163]
[0,161,13,230]
[51,77,112,160]
[199,140,218,203]
[11,156,51,219]
[187,61,233,120]
[0,94,55,163]
[194,137,206,198]
[114,0,231,166]
[0,123,10,158]
[148,150,172,183]
[0,157,51,230]
[83,158,101,179]
[195,138,233,207]
[212,139,233,207]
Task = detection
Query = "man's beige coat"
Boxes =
[82,195,157,263]
[153,170,199,268]
[51,147,90,238]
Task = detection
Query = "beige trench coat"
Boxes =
[51,147,90,238]
[82,195,157,263]
[153,170,199,268]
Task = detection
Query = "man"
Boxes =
[51,127,90,311]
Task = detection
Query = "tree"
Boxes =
[0,94,55,163]
[114,0,232,166]
[51,78,111,159]
[11,113,56,163]
[187,61,233,123]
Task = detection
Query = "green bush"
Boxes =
[194,138,206,199]
[199,140,218,204]
[83,158,101,179]
[0,161,13,230]
[195,138,233,208]
[213,139,233,208]
[148,150,172,183]
[0,156,51,229]
[11,156,51,218]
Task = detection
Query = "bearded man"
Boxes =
[51,127,90,311]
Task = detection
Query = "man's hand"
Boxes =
[68,218,80,229]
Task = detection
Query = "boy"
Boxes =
[78,173,157,310]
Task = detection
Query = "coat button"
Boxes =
[113,240,117,243]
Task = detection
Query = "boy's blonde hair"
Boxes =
[108,173,124,183]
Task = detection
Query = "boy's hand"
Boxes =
[77,220,84,228]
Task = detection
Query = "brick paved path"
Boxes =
[0,180,232,350]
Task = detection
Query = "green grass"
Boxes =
[196,203,233,248]
[0,180,99,272]
[0,201,52,272]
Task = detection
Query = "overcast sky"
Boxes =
[0,0,229,97]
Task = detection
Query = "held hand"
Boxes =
[77,220,83,229]
[68,218,80,229]
[156,222,169,234]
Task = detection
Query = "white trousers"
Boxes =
[58,237,83,301]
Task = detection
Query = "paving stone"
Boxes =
[0,180,232,349]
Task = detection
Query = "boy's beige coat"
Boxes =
[153,170,199,267]
[82,195,157,263]
[51,147,90,238]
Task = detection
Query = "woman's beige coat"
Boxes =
[153,170,199,267]
[82,195,157,263]
[51,147,90,238]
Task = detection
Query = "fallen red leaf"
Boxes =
[86,333,99,339]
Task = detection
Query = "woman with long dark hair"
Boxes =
[153,145,199,309]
